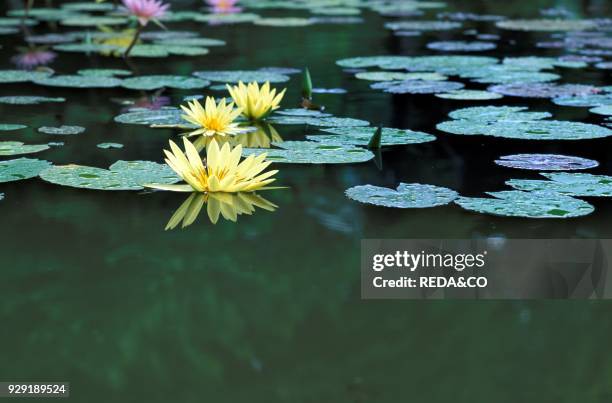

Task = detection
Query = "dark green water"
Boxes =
[1,0,612,401]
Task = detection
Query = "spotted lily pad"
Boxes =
[242,141,374,164]
[496,19,597,31]
[447,106,551,121]
[0,124,27,131]
[114,108,191,127]
[552,94,612,107]
[455,191,594,218]
[507,173,612,196]
[355,71,447,81]
[269,115,369,127]
[309,127,436,146]
[385,20,462,31]
[33,75,122,88]
[193,70,290,83]
[345,183,458,208]
[39,160,179,191]
[97,143,124,149]
[435,90,503,100]
[495,154,598,170]
[427,41,496,52]
[0,141,49,156]
[488,83,599,98]
[0,158,52,183]
[38,125,85,135]
[371,80,464,94]
[121,75,210,91]
[0,96,65,105]
[0,70,52,83]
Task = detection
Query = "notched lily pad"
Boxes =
[0,141,49,156]
[345,183,458,208]
[495,154,598,171]
[242,141,374,164]
[310,126,436,146]
[455,191,594,218]
[39,160,179,191]
[507,173,612,197]
[38,125,85,135]
[0,158,52,183]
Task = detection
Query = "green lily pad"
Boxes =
[496,19,597,31]
[165,46,210,56]
[0,124,27,131]
[507,173,612,196]
[254,17,314,27]
[193,70,290,83]
[38,125,85,135]
[448,106,551,121]
[371,80,464,94]
[39,160,179,191]
[385,20,462,31]
[427,41,496,52]
[269,115,369,127]
[0,158,52,183]
[346,183,458,208]
[355,71,447,81]
[60,16,127,26]
[53,43,123,54]
[0,141,49,156]
[114,108,189,127]
[455,191,594,218]
[309,127,436,146]
[488,83,599,98]
[8,8,82,21]
[97,143,124,149]
[77,69,132,77]
[275,109,331,117]
[0,17,37,26]
[33,75,122,88]
[495,154,598,171]
[552,94,612,107]
[242,141,374,164]
[127,45,170,58]
[435,90,503,100]
[121,75,210,91]
[590,105,612,116]
[61,2,115,11]
[154,37,226,47]
[0,96,65,105]
[194,13,261,24]
[0,70,52,83]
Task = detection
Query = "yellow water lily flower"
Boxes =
[227,81,286,121]
[180,96,249,137]
[147,137,279,193]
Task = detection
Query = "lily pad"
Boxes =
[269,115,369,127]
[39,160,179,191]
[114,108,189,127]
[121,75,210,91]
[77,69,132,77]
[371,80,464,94]
[0,158,52,183]
[154,37,226,47]
[310,127,436,146]
[33,75,122,88]
[590,105,612,116]
[38,125,85,135]
[97,143,124,149]
[0,141,49,156]
[0,124,27,131]
[385,20,462,31]
[0,17,37,26]
[507,173,612,197]
[254,17,314,27]
[193,70,290,83]
[552,94,612,107]
[60,16,127,26]
[496,19,597,31]
[427,41,496,52]
[194,13,261,24]
[435,90,503,100]
[488,83,600,98]
[345,183,458,208]
[0,70,52,83]
[495,154,598,170]
[455,191,594,218]
[242,141,374,164]
[447,106,551,121]
[0,96,65,105]
[355,71,447,81]
[61,2,115,11]
[165,46,210,56]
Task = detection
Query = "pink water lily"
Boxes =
[11,49,57,70]
[206,0,242,14]
[122,0,169,26]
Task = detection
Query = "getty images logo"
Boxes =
[372,250,488,272]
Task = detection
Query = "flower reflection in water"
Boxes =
[11,47,57,70]
[165,192,278,229]
[191,122,283,152]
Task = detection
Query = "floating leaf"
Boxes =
[345,183,458,208]
[0,124,27,131]
[385,20,461,31]
[194,13,261,24]
[0,141,49,156]
[0,96,65,105]
[552,94,612,107]
[507,173,612,196]
[77,69,132,77]
[97,143,124,149]
[154,37,226,47]
[448,106,551,121]
[0,70,52,83]
[61,2,115,11]
[38,125,85,135]
[355,71,447,81]
[496,19,597,31]
[309,126,436,146]
[269,115,369,127]
[455,191,594,218]
[495,154,598,171]
[40,160,179,191]
[488,83,599,98]
[33,75,122,88]
[0,158,52,183]
[0,17,37,26]
[165,46,210,56]
[435,90,503,100]
[114,108,190,127]
[60,16,126,26]
[371,80,464,94]
[590,105,612,116]
[427,41,496,52]
[121,75,210,91]
[254,17,314,27]
[242,141,374,164]
[275,108,331,117]
[193,70,290,83]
